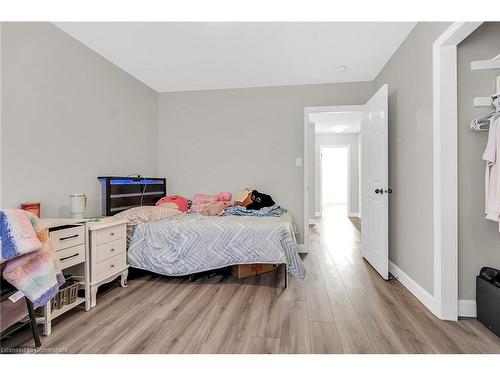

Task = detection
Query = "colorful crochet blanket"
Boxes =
[1,209,64,307]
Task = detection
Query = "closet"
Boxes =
[457,22,500,315]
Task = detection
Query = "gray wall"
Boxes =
[310,132,360,217]
[0,23,2,209]
[373,22,450,294]
[308,122,316,218]
[158,82,372,242]
[1,23,159,217]
[457,22,500,300]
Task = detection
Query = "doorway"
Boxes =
[319,145,350,218]
[304,84,389,280]
[306,109,362,224]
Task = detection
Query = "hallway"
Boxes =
[3,207,500,353]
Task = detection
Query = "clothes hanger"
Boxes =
[471,95,500,131]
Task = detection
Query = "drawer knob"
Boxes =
[110,232,115,236]
[110,248,115,252]
[110,264,115,268]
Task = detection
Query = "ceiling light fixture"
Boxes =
[332,125,348,133]
[336,65,347,73]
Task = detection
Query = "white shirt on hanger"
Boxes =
[483,114,500,228]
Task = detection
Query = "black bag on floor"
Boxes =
[476,267,500,337]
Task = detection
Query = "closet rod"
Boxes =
[473,76,500,107]
[471,54,500,71]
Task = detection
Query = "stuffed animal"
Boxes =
[246,190,275,210]
[200,201,233,216]
[217,192,232,201]
[192,192,232,205]
[192,193,218,205]
[235,188,253,207]
[191,192,233,213]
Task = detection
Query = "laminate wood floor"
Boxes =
[3,204,500,353]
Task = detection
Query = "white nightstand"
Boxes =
[38,218,90,336]
[86,219,129,308]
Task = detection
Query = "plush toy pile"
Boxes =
[190,192,233,215]
[154,189,277,216]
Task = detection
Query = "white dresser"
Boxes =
[87,219,129,308]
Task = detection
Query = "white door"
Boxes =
[361,84,389,279]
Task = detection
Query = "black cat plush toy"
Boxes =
[246,190,275,210]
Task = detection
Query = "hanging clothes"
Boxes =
[483,114,500,229]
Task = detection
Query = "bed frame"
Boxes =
[98,176,166,216]
[98,176,288,288]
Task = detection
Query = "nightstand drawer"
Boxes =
[50,225,84,251]
[94,254,126,281]
[95,224,126,245]
[96,238,126,263]
[57,244,86,269]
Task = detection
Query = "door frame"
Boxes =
[432,22,482,320]
[303,105,365,251]
[318,144,352,216]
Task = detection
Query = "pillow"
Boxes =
[114,205,182,226]
[155,202,179,210]
[155,196,189,212]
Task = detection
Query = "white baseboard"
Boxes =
[458,299,477,318]
[315,211,321,217]
[389,262,477,319]
[297,244,308,254]
[389,261,437,316]
[348,212,360,218]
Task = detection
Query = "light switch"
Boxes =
[295,157,303,167]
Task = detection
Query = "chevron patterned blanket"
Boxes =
[127,213,306,279]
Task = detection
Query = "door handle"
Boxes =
[375,188,384,194]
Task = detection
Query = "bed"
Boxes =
[127,213,306,285]
[98,177,306,286]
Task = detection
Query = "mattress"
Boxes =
[127,212,306,279]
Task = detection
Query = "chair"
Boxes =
[0,278,41,349]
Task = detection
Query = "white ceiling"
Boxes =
[310,111,362,134]
[54,22,415,93]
